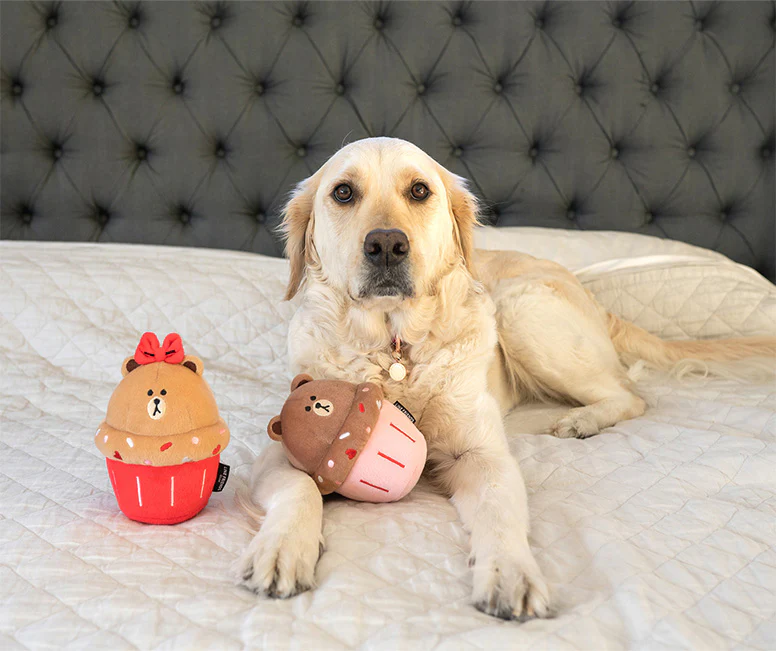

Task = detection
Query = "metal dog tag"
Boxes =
[389,361,407,381]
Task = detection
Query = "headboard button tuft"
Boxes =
[20,205,34,224]
[96,208,110,226]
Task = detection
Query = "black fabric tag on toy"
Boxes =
[213,463,230,492]
[393,401,416,423]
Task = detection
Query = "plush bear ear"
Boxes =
[267,416,283,441]
[290,373,314,391]
[122,357,140,376]
[182,355,204,375]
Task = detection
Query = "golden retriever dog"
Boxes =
[236,137,775,619]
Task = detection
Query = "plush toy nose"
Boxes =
[147,396,166,420]
[313,399,334,417]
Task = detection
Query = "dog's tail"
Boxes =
[607,313,776,380]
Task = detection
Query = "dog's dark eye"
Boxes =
[147,389,153,396]
[160,389,167,396]
[333,184,353,203]
[410,182,430,201]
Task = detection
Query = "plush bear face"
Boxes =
[268,374,359,471]
[106,355,220,437]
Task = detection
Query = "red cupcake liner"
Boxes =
[106,455,221,524]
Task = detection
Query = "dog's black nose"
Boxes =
[364,229,410,267]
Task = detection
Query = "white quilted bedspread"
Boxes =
[1,230,775,650]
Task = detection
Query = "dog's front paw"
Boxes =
[235,523,323,599]
[548,408,600,439]
[472,546,552,620]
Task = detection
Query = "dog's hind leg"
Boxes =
[546,384,646,439]
[492,275,645,438]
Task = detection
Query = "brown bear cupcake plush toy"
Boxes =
[95,333,230,524]
[268,374,426,502]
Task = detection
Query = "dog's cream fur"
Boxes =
[236,138,776,619]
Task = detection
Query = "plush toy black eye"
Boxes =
[305,406,311,412]
[161,389,167,395]
[410,182,430,201]
[333,184,353,203]
[147,389,153,396]
[310,395,316,401]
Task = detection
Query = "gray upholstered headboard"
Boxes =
[2,1,774,278]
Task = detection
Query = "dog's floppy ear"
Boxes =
[439,166,480,271]
[280,171,323,300]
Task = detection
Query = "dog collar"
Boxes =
[389,336,407,381]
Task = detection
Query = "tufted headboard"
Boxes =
[2,1,774,278]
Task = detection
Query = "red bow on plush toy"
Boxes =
[134,332,185,365]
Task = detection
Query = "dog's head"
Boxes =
[281,137,479,304]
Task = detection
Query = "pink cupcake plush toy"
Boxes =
[267,374,426,502]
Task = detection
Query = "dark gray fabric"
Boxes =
[2,1,774,277]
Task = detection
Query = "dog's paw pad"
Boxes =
[549,412,599,439]
[472,550,552,621]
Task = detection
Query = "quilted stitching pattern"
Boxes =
[1,239,775,649]
[1,2,774,278]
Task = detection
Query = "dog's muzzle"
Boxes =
[360,228,414,298]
